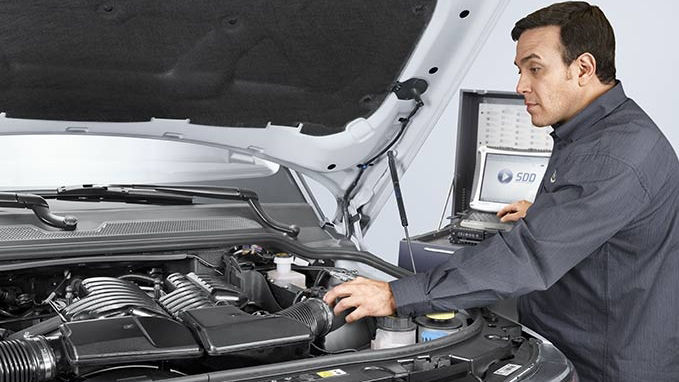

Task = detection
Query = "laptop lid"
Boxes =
[469,146,550,212]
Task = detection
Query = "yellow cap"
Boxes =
[425,312,456,320]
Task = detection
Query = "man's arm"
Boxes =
[391,154,649,317]
[324,198,535,320]
[326,154,649,320]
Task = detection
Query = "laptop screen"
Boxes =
[479,153,550,204]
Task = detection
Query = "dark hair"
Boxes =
[511,1,616,84]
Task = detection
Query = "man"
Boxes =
[324,2,679,381]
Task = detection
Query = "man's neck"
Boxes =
[564,81,616,124]
[584,81,616,106]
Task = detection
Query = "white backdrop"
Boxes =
[364,0,679,264]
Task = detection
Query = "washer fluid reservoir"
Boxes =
[267,253,306,289]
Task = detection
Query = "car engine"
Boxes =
[0,244,355,381]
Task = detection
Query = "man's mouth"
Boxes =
[525,102,539,113]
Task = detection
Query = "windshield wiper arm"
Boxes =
[53,185,300,238]
[50,185,194,205]
[0,193,78,230]
[114,185,300,238]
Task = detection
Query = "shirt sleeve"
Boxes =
[389,153,650,317]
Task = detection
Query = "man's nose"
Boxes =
[516,74,530,95]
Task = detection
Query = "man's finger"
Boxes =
[345,306,367,323]
[323,284,354,305]
[497,203,517,217]
[500,211,522,222]
[333,296,358,315]
[323,289,339,305]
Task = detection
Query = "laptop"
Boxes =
[459,146,550,231]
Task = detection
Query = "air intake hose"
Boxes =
[0,336,58,382]
[277,298,334,338]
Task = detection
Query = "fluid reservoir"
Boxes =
[416,312,462,342]
[267,253,306,289]
[371,315,416,350]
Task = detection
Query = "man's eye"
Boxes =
[530,67,541,73]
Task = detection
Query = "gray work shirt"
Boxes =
[390,82,679,382]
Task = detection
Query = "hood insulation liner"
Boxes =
[0,0,435,135]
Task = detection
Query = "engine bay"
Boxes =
[0,244,373,381]
[0,241,537,382]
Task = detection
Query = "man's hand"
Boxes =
[323,277,396,323]
[497,200,533,222]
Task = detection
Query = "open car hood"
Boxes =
[0,0,508,231]
[0,5,581,380]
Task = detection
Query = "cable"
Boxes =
[341,94,425,236]
[292,289,306,304]
[40,270,72,306]
[312,270,327,287]
[79,365,187,379]
[0,313,55,326]
[291,265,354,273]
[0,308,17,318]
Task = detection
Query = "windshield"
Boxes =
[0,135,279,190]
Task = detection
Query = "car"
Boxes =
[0,1,576,381]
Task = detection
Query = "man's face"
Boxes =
[514,26,581,127]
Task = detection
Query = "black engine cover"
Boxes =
[59,316,202,368]
[181,306,312,363]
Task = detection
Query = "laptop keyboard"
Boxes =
[460,211,514,231]
[467,211,503,222]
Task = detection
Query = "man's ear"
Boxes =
[575,52,597,86]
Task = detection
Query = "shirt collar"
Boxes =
[550,81,628,143]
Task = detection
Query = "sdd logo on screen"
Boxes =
[498,169,538,184]
[497,169,513,184]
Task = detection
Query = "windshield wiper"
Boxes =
[48,185,300,238]
[47,185,195,205]
[0,193,78,230]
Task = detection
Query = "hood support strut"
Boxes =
[340,78,428,237]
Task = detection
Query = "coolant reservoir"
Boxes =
[371,315,416,349]
[267,253,306,289]
[416,312,462,342]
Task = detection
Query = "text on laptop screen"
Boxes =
[480,153,550,204]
